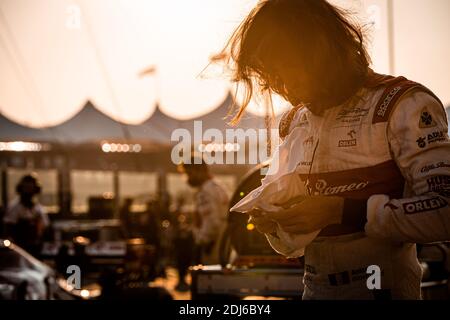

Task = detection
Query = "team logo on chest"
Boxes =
[419,108,437,128]
[338,130,357,148]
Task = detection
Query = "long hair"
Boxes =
[220,0,371,123]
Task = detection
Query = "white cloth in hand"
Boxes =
[231,127,321,258]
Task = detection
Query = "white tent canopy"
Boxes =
[0,92,275,144]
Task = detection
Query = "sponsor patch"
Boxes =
[420,162,450,173]
[416,137,427,148]
[311,179,369,196]
[336,107,370,125]
[416,131,446,149]
[301,161,405,199]
[338,130,357,147]
[372,80,432,124]
[327,268,377,286]
[427,175,450,197]
[348,130,356,138]
[427,131,446,143]
[298,113,309,127]
[403,196,448,214]
[351,268,370,282]
[303,136,314,147]
[377,86,401,118]
[419,108,437,128]
[338,139,357,147]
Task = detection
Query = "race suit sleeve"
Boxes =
[265,232,307,259]
[365,90,450,243]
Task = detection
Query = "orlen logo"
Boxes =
[312,179,369,195]
[403,197,448,214]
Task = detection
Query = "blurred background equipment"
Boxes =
[0,238,95,300]
[418,243,450,300]
[88,196,114,220]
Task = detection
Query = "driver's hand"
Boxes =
[248,209,277,234]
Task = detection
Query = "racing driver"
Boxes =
[220,0,450,299]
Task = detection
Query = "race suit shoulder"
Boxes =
[365,89,450,243]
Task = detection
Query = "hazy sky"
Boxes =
[0,0,449,128]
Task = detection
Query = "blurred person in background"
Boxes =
[119,197,134,239]
[173,196,195,292]
[132,199,162,279]
[3,174,50,258]
[179,156,229,267]
[154,191,175,278]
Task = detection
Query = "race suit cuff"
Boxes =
[341,198,368,230]
[365,194,392,239]
[265,233,305,259]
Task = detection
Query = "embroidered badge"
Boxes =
[419,108,437,128]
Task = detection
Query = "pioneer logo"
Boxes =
[403,197,448,214]
[312,179,369,195]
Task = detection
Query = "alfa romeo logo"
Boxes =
[421,112,433,126]
[315,179,327,192]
